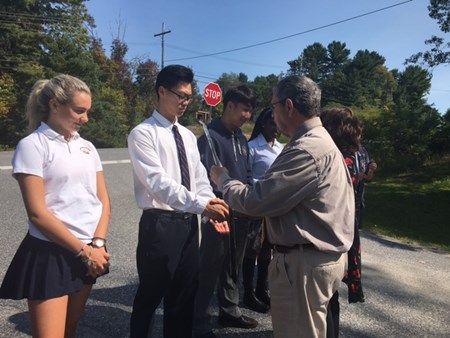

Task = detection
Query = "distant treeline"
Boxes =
[1,1,449,172]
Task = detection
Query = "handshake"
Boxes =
[203,165,234,234]
[203,165,233,234]
[203,198,230,234]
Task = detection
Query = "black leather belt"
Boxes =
[273,243,315,253]
[232,216,253,221]
[143,208,193,220]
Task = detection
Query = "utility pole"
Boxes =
[300,52,304,75]
[154,22,171,68]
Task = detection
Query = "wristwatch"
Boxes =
[92,237,106,248]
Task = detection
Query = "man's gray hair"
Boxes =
[274,75,321,117]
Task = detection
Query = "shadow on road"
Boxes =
[6,311,30,337]
[89,284,137,307]
[361,231,419,252]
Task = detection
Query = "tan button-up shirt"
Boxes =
[219,117,355,253]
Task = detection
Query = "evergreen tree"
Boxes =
[133,59,159,125]
[377,66,442,170]
[287,42,328,83]
[250,74,280,111]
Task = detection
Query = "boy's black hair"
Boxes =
[223,85,256,111]
[155,65,194,98]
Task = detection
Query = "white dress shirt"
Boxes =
[127,110,215,214]
[248,133,284,183]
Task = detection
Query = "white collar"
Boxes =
[38,122,80,142]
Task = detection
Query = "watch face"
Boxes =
[93,238,105,248]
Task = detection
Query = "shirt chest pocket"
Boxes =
[184,147,197,173]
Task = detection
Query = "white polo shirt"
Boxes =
[12,122,103,242]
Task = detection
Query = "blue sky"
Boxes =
[86,0,449,114]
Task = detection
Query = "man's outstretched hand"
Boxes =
[210,165,229,187]
[209,219,230,234]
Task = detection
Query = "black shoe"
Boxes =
[244,292,270,313]
[255,288,271,307]
[195,331,217,338]
[218,314,258,329]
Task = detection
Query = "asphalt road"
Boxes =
[1,148,449,338]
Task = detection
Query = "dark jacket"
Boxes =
[198,117,252,198]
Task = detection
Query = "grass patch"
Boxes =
[364,157,450,252]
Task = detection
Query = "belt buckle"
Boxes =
[167,211,191,220]
[179,213,191,220]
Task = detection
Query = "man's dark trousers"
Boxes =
[193,216,251,335]
[130,210,199,338]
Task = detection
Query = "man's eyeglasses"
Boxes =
[167,88,193,103]
[270,98,286,110]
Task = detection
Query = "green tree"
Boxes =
[319,42,351,106]
[288,41,351,106]
[209,72,250,119]
[132,59,159,126]
[376,66,442,170]
[216,72,247,94]
[238,72,249,84]
[249,74,280,111]
[429,109,450,154]
[0,73,18,148]
[82,86,128,148]
[321,48,396,109]
[287,42,328,82]
[406,0,450,67]
[326,41,351,75]
[179,79,202,126]
[336,50,394,108]
[0,0,96,147]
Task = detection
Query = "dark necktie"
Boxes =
[172,124,191,190]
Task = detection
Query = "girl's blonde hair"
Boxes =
[26,74,91,132]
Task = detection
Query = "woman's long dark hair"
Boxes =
[249,107,273,141]
[321,107,362,154]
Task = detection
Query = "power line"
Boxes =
[0,10,87,21]
[0,10,83,25]
[165,43,282,69]
[195,70,221,78]
[194,74,218,80]
[430,88,450,92]
[0,11,63,23]
[167,0,413,62]
[0,10,91,36]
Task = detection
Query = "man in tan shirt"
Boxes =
[210,75,355,338]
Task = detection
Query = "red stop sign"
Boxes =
[203,82,222,106]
